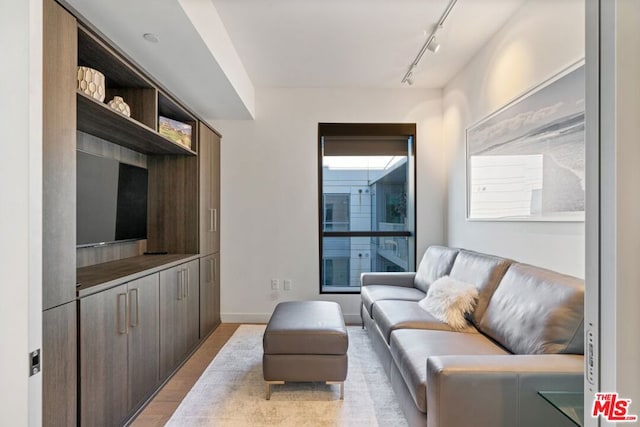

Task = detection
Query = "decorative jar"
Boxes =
[77,66,105,102]
[107,96,131,117]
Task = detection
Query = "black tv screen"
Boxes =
[77,151,148,247]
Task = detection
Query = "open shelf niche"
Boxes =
[77,26,196,156]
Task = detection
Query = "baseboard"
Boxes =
[221,313,272,323]
[221,312,363,325]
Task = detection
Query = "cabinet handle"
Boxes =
[129,288,139,327]
[177,270,183,301]
[207,258,213,283]
[213,208,217,232]
[182,269,187,299]
[117,292,128,335]
[209,208,214,232]
[185,268,190,298]
[212,258,216,283]
[182,269,186,299]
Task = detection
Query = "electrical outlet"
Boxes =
[283,279,292,291]
[271,279,279,290]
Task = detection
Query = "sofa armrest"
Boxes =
[426,354,583,427]
[360,272,416,288]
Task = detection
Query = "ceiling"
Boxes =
[212,0,525,89]
[63,0,525,120]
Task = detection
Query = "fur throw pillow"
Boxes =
[418,276,479,330]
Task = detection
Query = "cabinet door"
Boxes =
[43,0,77,310]
[184,260,200,351]
[43,302,76,426]
[159,265,187,378]
[159,261,200,378]
[200,254,221,338]
[211,132,221,254]
[199,255,215,338]
[199,123,214,255]
[127,274,160,411]
[80,284,129,426]
[213,253,221,326]
[199,124,221,256]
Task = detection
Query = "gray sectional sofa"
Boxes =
[361,246,584,427]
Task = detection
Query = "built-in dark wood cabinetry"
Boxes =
[42,0,222,424]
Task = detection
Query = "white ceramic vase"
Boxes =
[77,66,105,102]
[107,96,131,117]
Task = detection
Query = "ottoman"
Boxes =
[263,301,349,400]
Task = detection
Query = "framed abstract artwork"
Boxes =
[466,61,585,221]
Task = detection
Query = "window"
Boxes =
[318,123,416,293]
[323,194,350,231]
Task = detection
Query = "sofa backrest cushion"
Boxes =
[414,246,459,293]
[448,250,511,325]
[478,263,584,355]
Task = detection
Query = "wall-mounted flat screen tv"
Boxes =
[77,151,148,247]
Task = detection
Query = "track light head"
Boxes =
[405,71,414,86]
[427,37,441,53]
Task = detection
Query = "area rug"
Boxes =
[167,325,408,426]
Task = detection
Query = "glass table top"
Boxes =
[538,391,584,426]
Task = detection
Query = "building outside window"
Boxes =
[323,194,350,231]
[318,123,416,293]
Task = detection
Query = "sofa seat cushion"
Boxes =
[390,329,509,413]
[373,300,477,343]
[361,285,425,318]
[479,263,584,355]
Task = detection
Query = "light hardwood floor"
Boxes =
[131,323,241,426]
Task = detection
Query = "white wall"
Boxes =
[214,87,443,322]
[0,0,43,425]
[443,0,585,277]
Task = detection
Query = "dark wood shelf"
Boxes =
[77,92,196,155]
[76,254,198,294]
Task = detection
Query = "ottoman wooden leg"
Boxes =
[326,381,344,400]
[265,381,284,400]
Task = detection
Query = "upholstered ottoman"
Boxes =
[263,301,349,400]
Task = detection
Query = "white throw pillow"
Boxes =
[418,276,479,330]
